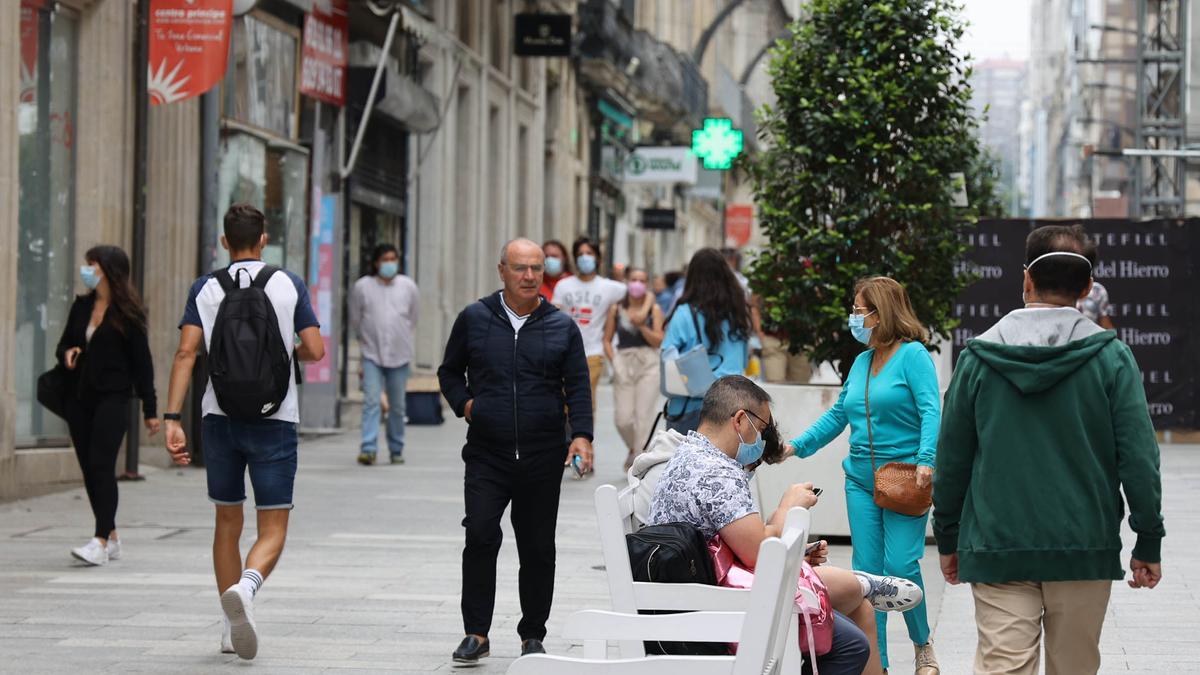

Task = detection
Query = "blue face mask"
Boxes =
[80,265,101,290]
[735,412,766,466]
[544,256,563,277]
[378,261,399,279]
[848,312,874,345]
[576,254,597,275]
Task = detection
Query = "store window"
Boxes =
[223,14,299,139]
[214,133,308,271]
[15,1,78,445]
[214,12,306,273]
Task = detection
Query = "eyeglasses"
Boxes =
[737,409,772,434]
[852,305,875,316]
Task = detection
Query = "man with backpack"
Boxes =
[163,204,325,661]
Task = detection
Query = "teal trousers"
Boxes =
[844,456,931,669]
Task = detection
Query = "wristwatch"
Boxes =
[163,412,182,422]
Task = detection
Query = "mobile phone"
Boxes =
[812,487,823,497]
[805,540,823,555]
[570,454,585,479]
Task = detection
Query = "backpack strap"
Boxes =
[251,265,280,290]
[215,267,239,294]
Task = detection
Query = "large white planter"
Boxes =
[753,382,936,539]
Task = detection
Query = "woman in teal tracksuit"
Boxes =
[790,277,941,675]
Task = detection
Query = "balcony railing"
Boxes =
[577,0,708,130]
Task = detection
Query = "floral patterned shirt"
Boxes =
[1077,281,1112,324]
[647,431,759,540]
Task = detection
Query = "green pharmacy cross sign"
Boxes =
[691,118,744,170]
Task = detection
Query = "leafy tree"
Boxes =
[747,0,998,380]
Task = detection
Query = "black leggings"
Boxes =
[66,394,130,539]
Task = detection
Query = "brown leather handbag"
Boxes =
[865,365,932,517]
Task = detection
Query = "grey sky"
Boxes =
[958,0,1032,62]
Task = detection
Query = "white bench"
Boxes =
[506,505,812,675]
[587,482,817,666]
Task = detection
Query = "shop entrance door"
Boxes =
[339,202,406,400]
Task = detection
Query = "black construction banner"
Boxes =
[953,219,1197,429]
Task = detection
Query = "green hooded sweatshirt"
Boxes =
[933,307,1164,583]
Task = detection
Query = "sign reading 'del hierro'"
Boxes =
[514,13,572,57]
[623,147,699,184]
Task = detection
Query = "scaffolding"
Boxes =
[1132,0,1188,217]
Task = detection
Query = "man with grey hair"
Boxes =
[438,237,594,665]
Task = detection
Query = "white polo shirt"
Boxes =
[180,260,319,423]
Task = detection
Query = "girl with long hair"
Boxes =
[659,248,753,433]
[56,245,159,566]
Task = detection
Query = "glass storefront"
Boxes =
[214,13,307,273]
[15,2,78,446]
[214,134,308,271]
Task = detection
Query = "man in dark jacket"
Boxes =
[934,225,1164,675]
[438,237,594,665]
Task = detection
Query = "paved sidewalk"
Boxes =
[0,388,1196,673]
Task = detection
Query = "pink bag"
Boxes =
[707,535,835,656]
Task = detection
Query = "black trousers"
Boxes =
[65,393,130,539]
[461,446,565,641]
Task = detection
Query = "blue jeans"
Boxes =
[844,456,932,669]
[361,359,409,457]
[202,414,298,510]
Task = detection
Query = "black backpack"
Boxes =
[626,523,725,656]
[209,265,297,420]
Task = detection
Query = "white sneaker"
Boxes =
[221,617,235,654]
[70,538,109,566]
[220,584,258,660]
[855,571,923,612]
[106,538,121,561]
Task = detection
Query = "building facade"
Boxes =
[0,0,786,499]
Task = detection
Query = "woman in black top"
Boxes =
[602,267,665,470]
[56,245,159,566]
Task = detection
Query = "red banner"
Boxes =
[300,0,348,106]
[148,0,233,106]
[20,0,41,103]
[725,204,754,248]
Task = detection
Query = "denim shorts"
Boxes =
[202,414,298,510]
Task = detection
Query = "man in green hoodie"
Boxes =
[933,224,1164,675]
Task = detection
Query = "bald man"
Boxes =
[438,238,594,664]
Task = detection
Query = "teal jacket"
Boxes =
[934,308,1165,583]
[662,303,748,417]
[791,340,941,467]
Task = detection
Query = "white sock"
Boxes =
[854,571,873,597]
[238,569,264,597]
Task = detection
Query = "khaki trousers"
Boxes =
[761,335,812,384]
[612,346,661,452]
[586,355,605,412]
[972,580,1112,675]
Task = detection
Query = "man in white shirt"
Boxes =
[349,243,420,465]
[162,204,325,661]
[551,236,626,409]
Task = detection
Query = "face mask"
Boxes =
[576,254,597,275]
[545,256,563,277]
[80,265,101,290]
[848,312,874,345]
[735,413,766,466]
[627,280,647,298]
[378,261,399,279]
